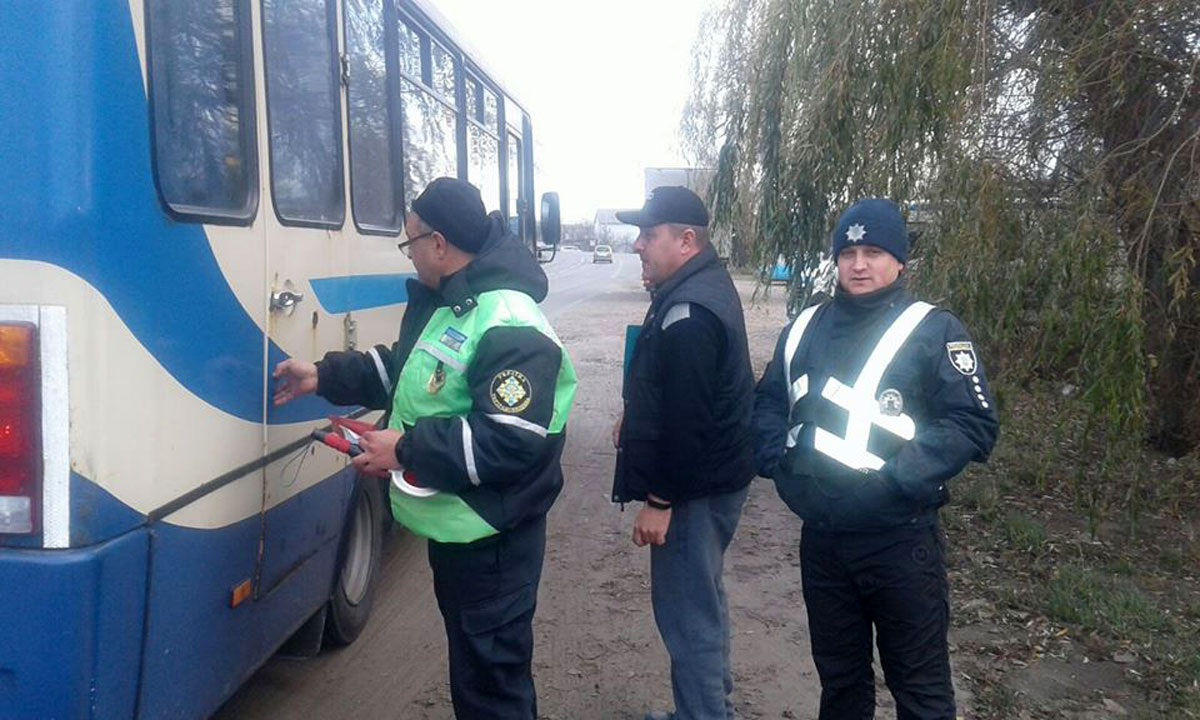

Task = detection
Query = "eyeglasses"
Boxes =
[397,230,435,255]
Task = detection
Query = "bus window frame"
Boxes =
[343,0,406,236]
[464,70,502,212]
[144,0,261,227]
[505,129,523,240]
[396,9,462,206]
[394,14,459,129]
[395,4,538,239]
[259,0,347,231]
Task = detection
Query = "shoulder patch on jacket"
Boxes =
[490,369,532,413]
[661,303,691,331]
[946,341,977,376]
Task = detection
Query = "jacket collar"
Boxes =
[407,213,549,318]
[832,276,909,317]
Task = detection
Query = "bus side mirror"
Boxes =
[537,191,561,263]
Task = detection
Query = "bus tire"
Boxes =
[324,474,385,646]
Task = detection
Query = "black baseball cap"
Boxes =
[615,186,709,228]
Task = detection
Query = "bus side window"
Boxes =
[262,0,345,228]
[344,0,402,234]
[398,18,457,208]
[506,132,522,239]
[465,74,501,212]
[146,0,258,223]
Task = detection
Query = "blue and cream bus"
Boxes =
[0,1,559,718]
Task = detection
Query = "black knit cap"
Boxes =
[410,177,489,253]
[831,197,909,263]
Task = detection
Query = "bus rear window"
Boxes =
[146,0,258,222]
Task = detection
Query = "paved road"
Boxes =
[539,249,642,320]
[214,250,826,720]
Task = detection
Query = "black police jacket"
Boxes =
[613,245,756,504]
[752,279,998,530]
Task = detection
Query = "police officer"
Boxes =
[612,186,756,720]
[752,198,998,719]
[273,178,577,720]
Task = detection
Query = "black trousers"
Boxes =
[800,523,954,720]
[427,515,546,720]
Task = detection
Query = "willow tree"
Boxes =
[684,0,1200,461]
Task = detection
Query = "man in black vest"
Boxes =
[752,198,999,719]
[611,186,756,720]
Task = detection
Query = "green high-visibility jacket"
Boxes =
[315,220,577,543]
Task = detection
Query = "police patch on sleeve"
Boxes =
[490,369,532,414]
[946,341,977,376]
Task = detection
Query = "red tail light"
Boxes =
[0,323,40,534]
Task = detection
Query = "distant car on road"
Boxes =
[593,244,613,263]
[560,244,580,252]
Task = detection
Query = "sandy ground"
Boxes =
[216,253,975,719]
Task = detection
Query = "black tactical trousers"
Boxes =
[800,523,954,720]
[428,515,546,720]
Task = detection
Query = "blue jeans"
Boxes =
[650,485,749,720]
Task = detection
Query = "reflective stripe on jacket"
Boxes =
[753,280,998,531]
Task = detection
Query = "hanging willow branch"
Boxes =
[685,0,1200,457]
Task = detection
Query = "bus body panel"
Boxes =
[0,530,149,719]
[137,466,353,720]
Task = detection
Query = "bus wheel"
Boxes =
[325,475,384,646]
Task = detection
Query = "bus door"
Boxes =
[255,0,354,603]
[257,0,407,602]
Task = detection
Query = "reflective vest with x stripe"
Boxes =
[783,300,935,472]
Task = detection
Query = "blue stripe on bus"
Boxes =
[309,273,414,313]
[69,472,147,547]
[0,1,360,425]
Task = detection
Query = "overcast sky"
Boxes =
[433,0,716,222]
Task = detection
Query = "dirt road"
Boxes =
[216,250,936,719]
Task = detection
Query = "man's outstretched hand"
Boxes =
[273,359,318,406]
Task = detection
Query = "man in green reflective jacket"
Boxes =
[274,178,576,719]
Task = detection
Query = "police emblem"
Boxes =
[490,369,532,413]
[946,341,977,376]
[878,388,904,416]
[846,223,867,243]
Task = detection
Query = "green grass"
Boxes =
[1157,548,1184,572]
[1045,566,1167,639]
[1106,558,1136,576]
[958,476,1001,521]
[1003,511,1047,554]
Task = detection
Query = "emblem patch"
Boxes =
[490,369,532,414]
[878,388,904,416]
[846,223,867,243]
[946,341,977,376]
[439,327,468,352]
